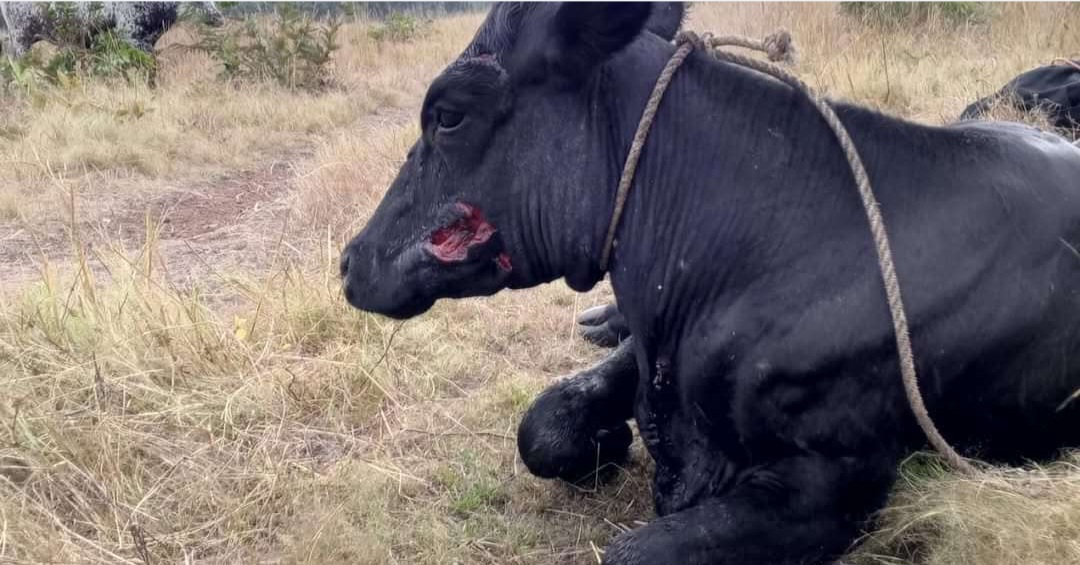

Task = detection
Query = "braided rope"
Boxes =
[599,40,696,270]
[710,31,797,63]
[602,29,977,475]
[1051,57,1080,72]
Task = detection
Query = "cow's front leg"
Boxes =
[517,339,638,483]
[577,303,631,347]
[603,451,899,565]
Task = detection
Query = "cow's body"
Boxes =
[0,2,221,58]
[614,109,1080,510]
[340,4,1080,563]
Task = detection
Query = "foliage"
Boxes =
[840,2,987,28]
[178,2,223,26]
[87,31,157,78]
[1,33,155,93]
[214,3,486,19]
[50,32,155,82]
[353,2,489,19]
[194,5,341,91]
[43,2,105,49]
[368,12,429,43]
[0,57,48,95]
[0,3,155,92]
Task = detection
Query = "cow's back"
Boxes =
[724,118,1080,463]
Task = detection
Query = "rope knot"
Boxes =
[677,29,797,66]
[762,29,796,64]
[674,30,706,51]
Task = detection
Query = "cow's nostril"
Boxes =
[339,253,351,278]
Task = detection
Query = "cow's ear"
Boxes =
[646,2,686,41]
[549,2,653,82]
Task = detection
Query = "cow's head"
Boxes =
[341,3,685,319]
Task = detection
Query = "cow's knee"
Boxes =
[518,402,632,482]
[518,339,638,483]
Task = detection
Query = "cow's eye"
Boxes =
[436,109,464,130]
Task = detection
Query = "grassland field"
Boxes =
[1,3,1080,565]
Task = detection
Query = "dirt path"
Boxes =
[0,148,307,292]
[0,107,415,298]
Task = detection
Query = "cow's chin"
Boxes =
[367,296,438,321]
[343,242,513,320]
[342,268,436,320]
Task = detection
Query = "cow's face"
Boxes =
[341,3,681,319]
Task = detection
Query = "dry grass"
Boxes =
[967,95,1058,132]
[0,220,624,564]
[292,119,419,240]
[689,2,1080,122]
[2,4,1080,565]
[851,454,1080,565]
[0,14,477,222]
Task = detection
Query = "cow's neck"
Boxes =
[528,37,681,294]
[598,41,875,354]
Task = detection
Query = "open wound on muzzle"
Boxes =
[427,203,512,272]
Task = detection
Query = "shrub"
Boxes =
[43,2,104,49]
[841,2,986,28]
[368,13,429,44]
[1,34,156,93]
[90,31,157,77]
[0,3,156,92]
[42,32,155,82]
[194,5,340,91]
[0,57,48,95]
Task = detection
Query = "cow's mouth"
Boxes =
[425,203,512,272]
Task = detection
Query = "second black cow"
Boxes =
[962,60,1080,141]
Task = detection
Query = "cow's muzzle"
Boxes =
[339,202,514,319]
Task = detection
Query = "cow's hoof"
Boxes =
[517,398,632,484]
[578,304,630,348]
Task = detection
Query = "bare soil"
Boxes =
[0,148,307,292]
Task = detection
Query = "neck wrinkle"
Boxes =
[605,45,884,344]
[602,46,764,341]
[595,37,680,279]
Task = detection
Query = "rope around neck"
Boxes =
[601,29,978,475]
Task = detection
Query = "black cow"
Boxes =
[961,60,1080,140]
[340,3,1080,564]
